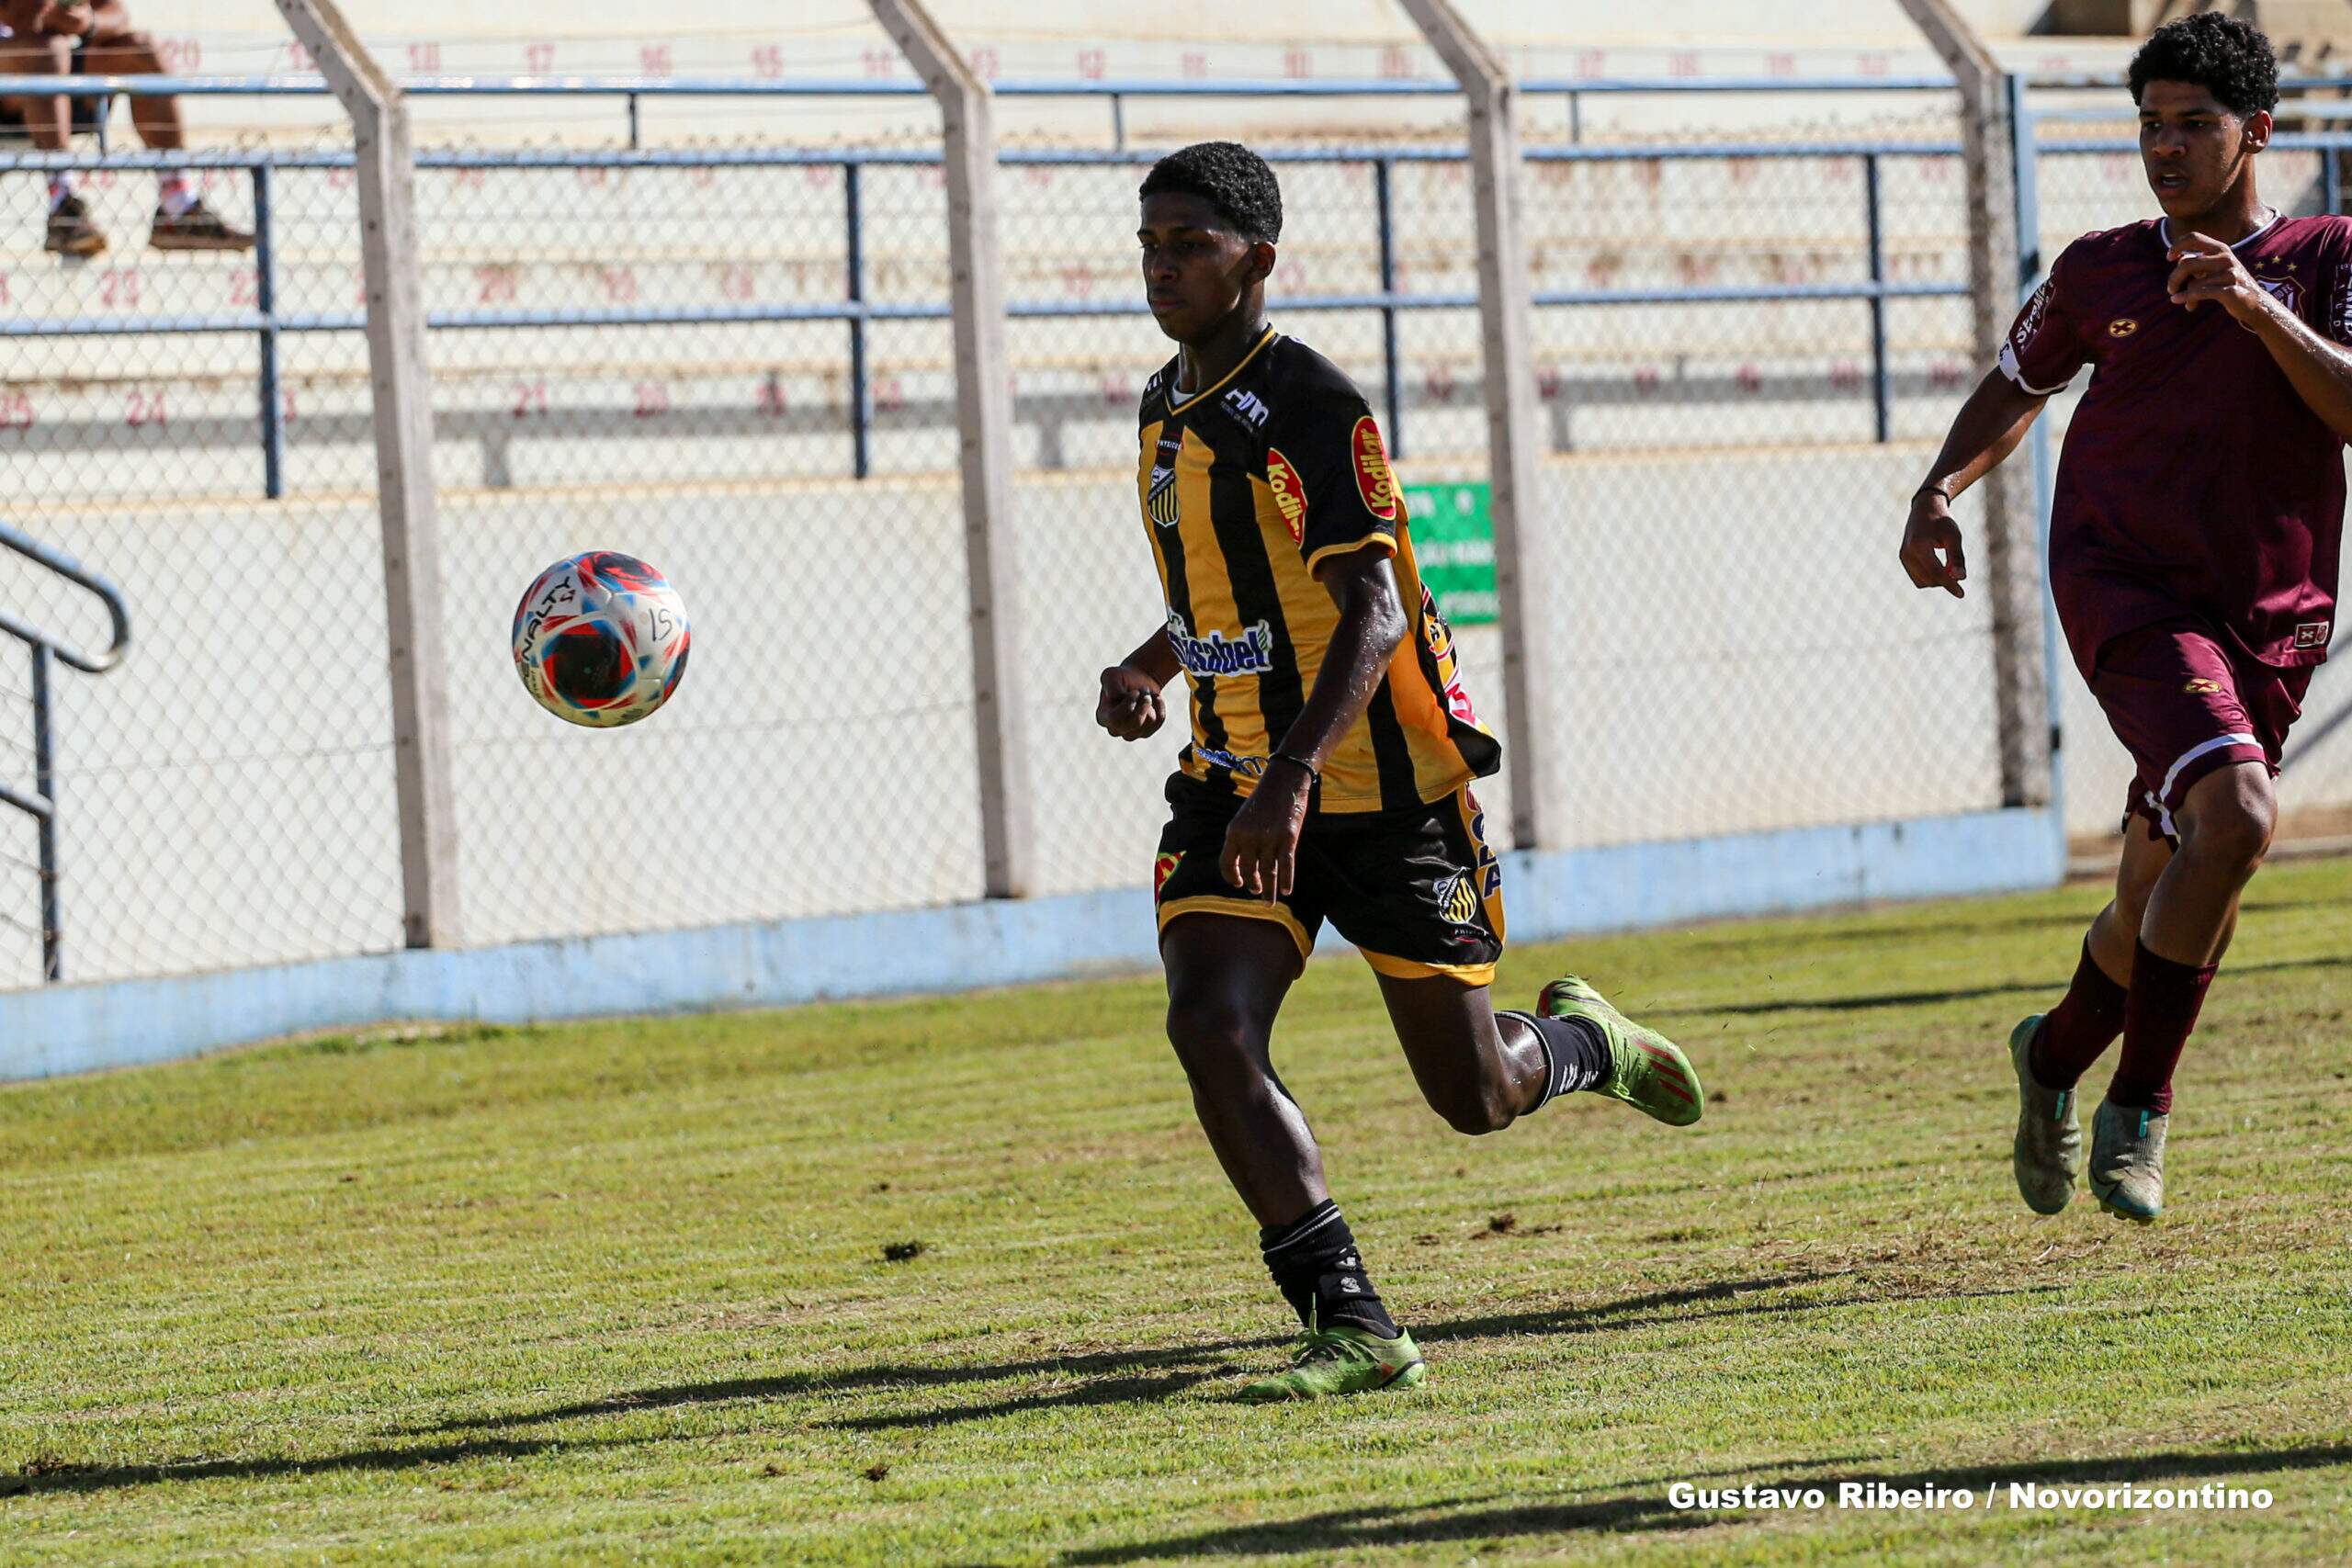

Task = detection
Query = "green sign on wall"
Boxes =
[1403,481,1497,626]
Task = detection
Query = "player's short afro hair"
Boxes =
[2129,11,2278,118]
[1139,141,1283,243]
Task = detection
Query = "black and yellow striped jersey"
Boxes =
[1136,328,1500,813]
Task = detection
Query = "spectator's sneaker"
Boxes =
[2008,1014,2081,1215]
[1238,1319,1426,1402]
[149,201,254,252]
[2088,1099,2168,1224]
[45,196,107,258]
[1539,976,1704,1125]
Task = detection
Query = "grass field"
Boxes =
[5,859,2350,1564]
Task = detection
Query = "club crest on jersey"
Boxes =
[2257,276,2302,312]
[1153,850,1183,897]
[1264,446,1307,544]
[1351,417,1397,520]
[2107,318,2139,338]
[1147,435,1183,526]
[1166,611,1276,678]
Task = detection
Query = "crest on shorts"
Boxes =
[1154,851,1183,897]
[2107,318,2139,338]
[1438,872,1479,927]
[2184,677,2222,694]
[2296,620,2332,649]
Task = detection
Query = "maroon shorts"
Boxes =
[2090,618,2313,845]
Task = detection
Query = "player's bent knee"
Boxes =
[2182,784,2275,872]
[1163,999,1265,1076]
[1428,1077,1515,1137]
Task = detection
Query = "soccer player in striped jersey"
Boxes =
[1097,141,1706,1400]
[1903,15,2352,1222]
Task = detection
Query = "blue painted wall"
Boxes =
[0,807,2063,1081]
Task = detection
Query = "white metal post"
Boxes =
[1396,0,1561,850]
[274,0,463,945]
[869,0,1035,898]
[1897,0,2052,809]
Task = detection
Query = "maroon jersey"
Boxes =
[2001,212,2352,674]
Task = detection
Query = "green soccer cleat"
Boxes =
[1538,976,1704,1125]
[2008,1014,2082,1215]
[1238,1317,1427,1403]
[2088,1099,2168,1224]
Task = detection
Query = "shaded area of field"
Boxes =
[4,859,2349,1562]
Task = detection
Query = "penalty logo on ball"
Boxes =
[511,550,692,728]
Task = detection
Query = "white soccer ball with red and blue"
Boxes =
[511,550,691,728]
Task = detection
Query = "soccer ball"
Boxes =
[511,551,691,728]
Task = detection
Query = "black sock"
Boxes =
[1498,1010,1611,1108]
[1258,1199,1398,1338]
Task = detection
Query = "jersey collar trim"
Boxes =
[2157,209,2282,253]
[1165,328,1279,417]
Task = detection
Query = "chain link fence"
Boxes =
[0,131,405,987]
[1,67,2051,992]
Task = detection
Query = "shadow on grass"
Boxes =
[416,1337,1288,1437]
[820,1273,2061,1433]
[0,1436,628,1499]
[1060,1443,2352,1562]
[1662,952,2352,1020]
[414,1275,1841,1439]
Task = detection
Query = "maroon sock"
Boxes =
[2107,940,2215,1116]
[2028,939,2130,1090]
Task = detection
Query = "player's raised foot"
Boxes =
[45,196,107,258]
[2088,1099,2168,1224]
[2007,1014,2081,1215]
[1538,976,1703,1125]
[150,201,255,252]
[1238,1319,1426,1402]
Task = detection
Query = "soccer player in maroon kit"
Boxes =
[1901,13,2352,1222]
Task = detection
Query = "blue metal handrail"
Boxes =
[0,524,130,984]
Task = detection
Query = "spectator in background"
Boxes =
[1,0,252,254]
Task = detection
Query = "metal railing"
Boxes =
[1,73,1991,490]
[0,524,130,983]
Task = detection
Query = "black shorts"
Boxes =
[1152,773,1505,985]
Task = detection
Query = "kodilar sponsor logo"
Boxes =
[1351,416,1397,520]
[1264,447,1307,544]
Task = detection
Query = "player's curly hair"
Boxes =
[2129,11,2278,118]
[1139,141,1283,243]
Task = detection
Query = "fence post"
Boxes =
[1396,0,1561,851]
[273,0,463,947]
[1895,0,2052,810]
[869,0,1035,897]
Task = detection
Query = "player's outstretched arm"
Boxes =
[1216,551,1408,898]
[1097,628,1180,741]
[2169,231,2352,441]
[1899,369,2048,599]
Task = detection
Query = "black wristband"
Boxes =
[1913,480,1951,502]
[1266,752,1319,788]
